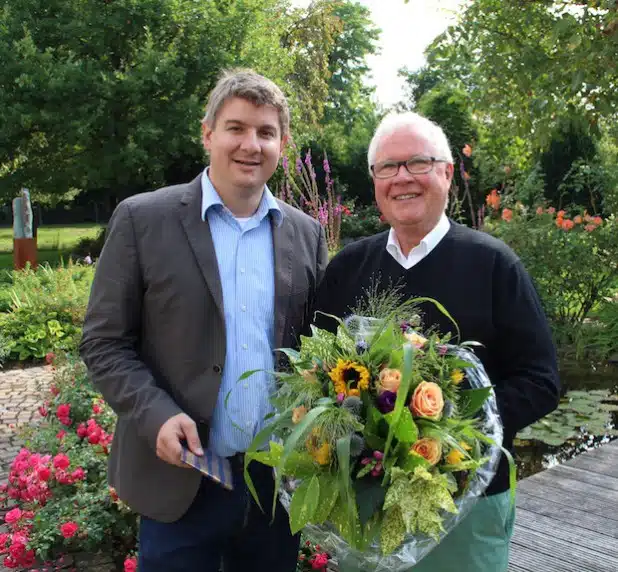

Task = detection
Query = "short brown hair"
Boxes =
[202,69,290,137]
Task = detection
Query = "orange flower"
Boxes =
[501,208,513,222]
[410,438,442,466]
[593,216,603,225]
[462,144,472,157]
[410,381,444,420]
[378,368,402,394]
[573,215,583,224]
[557,210,566,218]
[485,189,500,210]
[561,219,574,231]
[292,406,307,424]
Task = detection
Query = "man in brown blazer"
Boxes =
[80,69,328,571]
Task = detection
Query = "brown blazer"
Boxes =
[80,175,328,522]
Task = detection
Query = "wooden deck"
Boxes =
[508,439,618,572]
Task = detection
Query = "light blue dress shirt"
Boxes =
[201,169,283,457]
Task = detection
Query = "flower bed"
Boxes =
[0,355,138,570]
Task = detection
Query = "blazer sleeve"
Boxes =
[79,201,182,451]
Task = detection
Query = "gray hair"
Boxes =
[367,111,454,172]
[202,69,290,137]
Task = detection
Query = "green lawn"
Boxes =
[0,223,102,253]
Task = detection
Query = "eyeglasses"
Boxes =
[370,156,448,179]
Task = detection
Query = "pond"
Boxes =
[514,362,618,479]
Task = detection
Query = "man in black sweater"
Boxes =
[314,111,560,571]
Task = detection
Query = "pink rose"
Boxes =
[60,522,79,539]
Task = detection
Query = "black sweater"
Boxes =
[313,222,560,495]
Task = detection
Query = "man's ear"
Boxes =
[444,162,455,184]
[279,134,289,155]
[201,122,213,152]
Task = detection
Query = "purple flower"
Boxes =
[304,149,312,167]
[323,157,331,174]
[376,391,397,414]
[296,158,303,174]
[318,204,328,226]
[282,156,289,174]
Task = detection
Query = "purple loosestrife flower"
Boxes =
[318,204,328,226]
[304,149,312,167]
[323,157,331,175]
[377,391,397,414]
[282,156,289,174]
[296,158,303,174]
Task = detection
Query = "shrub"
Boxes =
[71,227,107,260]
[340,204,388,240]
[0,262,94,361]
[0,357,138,568]
[483,201,618,347]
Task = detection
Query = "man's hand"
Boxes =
[156,413,203,467]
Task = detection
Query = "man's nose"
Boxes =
[240,130,261,152]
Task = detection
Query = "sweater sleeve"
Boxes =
[491,257,561,437]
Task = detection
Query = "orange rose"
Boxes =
[410,381,444,420]
[378,368,402,394]
[411,438,442,466]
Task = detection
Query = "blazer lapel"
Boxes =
[179,176,225,321]
[272,214,295,349]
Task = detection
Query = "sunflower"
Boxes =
[328,359,370,397]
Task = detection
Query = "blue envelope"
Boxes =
[180,447,234,491]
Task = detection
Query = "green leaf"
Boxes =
[313,474,340,524]
[399,450,431,473]
[353,477,387,526]
[288,475,320,534]
[380,507,406,554]
[459,387,493,418]
[385,407,418,445]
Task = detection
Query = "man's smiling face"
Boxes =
[202,97,285,197]
[373,126,453,233]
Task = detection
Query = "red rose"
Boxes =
[53,454,70,470]
[76,423,88,438]
[124,556,138,572]
[38,467,51,481]
[71,468,86,481]
[56,404,70,419]
[45,352,56,365]
[56,430,66,440]
[38,406,48,417]
[92,404,102,415]
[4,508,22,525]
[60,522,79,539]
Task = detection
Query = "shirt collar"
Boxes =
[200,168,283,226]
[387,212,450,259]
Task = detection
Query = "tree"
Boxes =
[415,0,618,150]
[0,0,342,203]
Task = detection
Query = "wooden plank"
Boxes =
[521,470,618,504]
[510,526,618,572]
[516,480,618,520]
[515,508,618,558]
[509,543,589,572]
[539,463,618,492]
[516,491,618,538]
[566,450,618,478]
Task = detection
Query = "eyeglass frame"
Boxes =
[370,156,449,179]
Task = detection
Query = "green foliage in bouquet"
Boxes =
[243,297,499,555]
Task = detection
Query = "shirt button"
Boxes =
[213,364,222,374]
[242,344,248,350]
[241,304,247,312]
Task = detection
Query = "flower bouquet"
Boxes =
[242,295,509,571]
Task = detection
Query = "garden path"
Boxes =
[0,365,53,482]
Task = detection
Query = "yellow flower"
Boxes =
[445,442,472,465]
[292,405,307,424]
[450,369,464,385]
[306,429,331,465]
[328,359,370,397]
